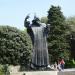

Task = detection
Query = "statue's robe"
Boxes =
[28,23,49,67]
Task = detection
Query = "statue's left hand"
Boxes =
[24,14,30,28]
[25,14,30,21]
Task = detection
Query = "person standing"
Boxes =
[54,62,57,70]
[57,60,61,71]
[60,58,65,70]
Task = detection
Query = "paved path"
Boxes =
[58,69,75,75]
[62,68,75,72]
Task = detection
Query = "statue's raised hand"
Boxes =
[25,14,30,21]
[24,14,30,28]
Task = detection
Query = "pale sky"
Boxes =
[0,0,75,30]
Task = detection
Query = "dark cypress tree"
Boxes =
[47,5,70,62]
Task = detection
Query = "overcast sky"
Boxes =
[0,0,75,30]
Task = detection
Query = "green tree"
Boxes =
[0,26,32,66]
[41,17,48,24]
[47,5,70,62]
[66,16,75,59]
[66,16,75,32]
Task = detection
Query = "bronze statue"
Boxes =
[24,15,50,70]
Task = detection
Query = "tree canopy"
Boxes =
[66,16,75,59]
[66,16,75,32]
[0,26,32,65]
[47,5,70,62]
[41,17,48,24]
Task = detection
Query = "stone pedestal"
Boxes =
[10,71,57,75]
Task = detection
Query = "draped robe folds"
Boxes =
[30,23,49,67]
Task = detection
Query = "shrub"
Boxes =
[0,26,32,66]
[65,59,75,68]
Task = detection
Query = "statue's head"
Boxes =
[32,16,40,26]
